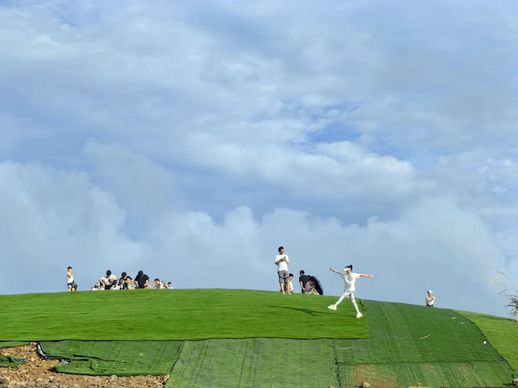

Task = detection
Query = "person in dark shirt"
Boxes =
[118,272,133,290]
[134,270,150,289]
[299,270,310,293]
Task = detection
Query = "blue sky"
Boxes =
[1,0,517,316]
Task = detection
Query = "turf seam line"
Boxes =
[332,339,343,388]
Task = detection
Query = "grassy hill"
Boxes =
[0,289,516,387]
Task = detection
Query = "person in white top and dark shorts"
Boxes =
[66,266,77,292]
[274,246,290,294]
[328,264,374,318]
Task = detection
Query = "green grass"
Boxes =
[0,289,367,340]
[459,310,518,373]
[1,290,516,387]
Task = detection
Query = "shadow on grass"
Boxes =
[268,305,329,317]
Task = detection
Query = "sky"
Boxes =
[1,0,517,316]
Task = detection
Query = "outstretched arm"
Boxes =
[359,274,374,279]
[329,267,341,274]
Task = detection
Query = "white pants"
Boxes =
[334,290,360,315]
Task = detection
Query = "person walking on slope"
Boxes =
[328,265,374,318]
[275,246,290,294]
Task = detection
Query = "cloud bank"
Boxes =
[0,0,517,316]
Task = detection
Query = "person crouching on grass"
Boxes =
[328,265,374,318]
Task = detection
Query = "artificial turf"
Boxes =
[0,341,29,349]
[40,341,183,376]
[0,289,368,340]
[168,300,515,387]
[1,290,516,386]
[459,310,518,373]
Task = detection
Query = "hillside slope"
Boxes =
[0,289,516,387]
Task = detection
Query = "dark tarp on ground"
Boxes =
[0,341,29,349]
[0,355,26,368]
[40,340,183,376]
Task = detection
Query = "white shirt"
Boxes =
[275,254,289,272]
[101,274,118,286]
[340,272,360,292]
[67,270,74,283]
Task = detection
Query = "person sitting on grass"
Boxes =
[304,275,324,295]
[166,281,173,289]
[299,270,310,293]
[118,272,133,290]
[287,273,295,294]
[99,270,118,290]
[154,278,164,289]
[134,270,150,289]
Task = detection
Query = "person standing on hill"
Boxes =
[275,246,290,294]
[327,265,374,318]
[425,290,435,307]
[66,266,76,292]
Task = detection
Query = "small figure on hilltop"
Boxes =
[118,272,133,290]
[328,265,374,318]
[287,273,295,294]
[299,270,310,293]
[135,270,150,289]
[425,290,435,307]
[66,266,77,292]
[154,278,164,289]
[305,275,324,295]
[99,270,118,290]
[274,246,290,294]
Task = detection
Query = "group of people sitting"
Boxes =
[92,270,173,291]
[283,270,324,295]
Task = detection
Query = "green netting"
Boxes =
[0,355,26,368]
[40,341,183,376]
[459,310,518,373]
[345,361,513,387]
[0,341,29,349]
[167,338,343,387]
[168,301,515,387]
[332,301,506,364]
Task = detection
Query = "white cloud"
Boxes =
[0,162,147,292]
[0,1,517,317]
[146,197,513,316]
